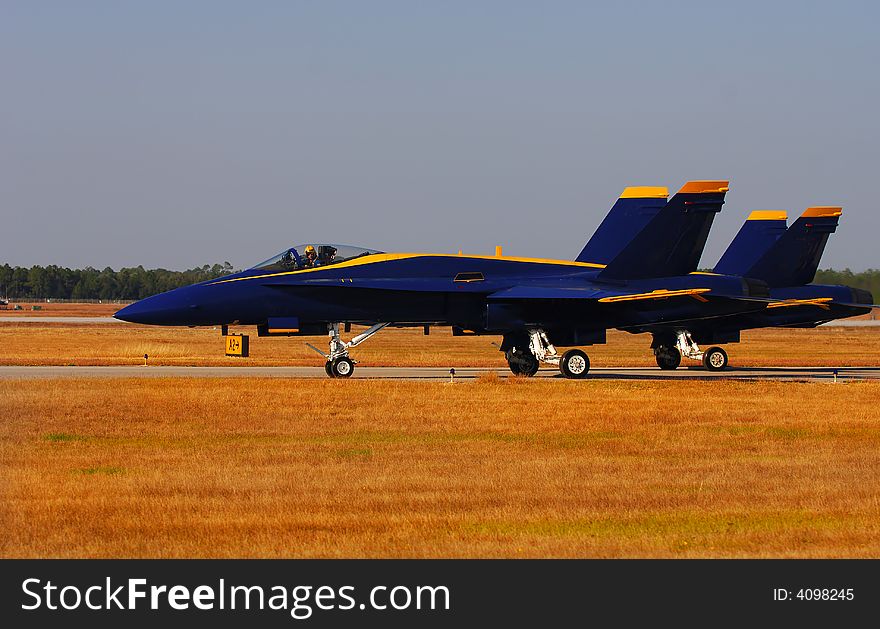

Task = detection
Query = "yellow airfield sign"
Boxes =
[225,334,249,357]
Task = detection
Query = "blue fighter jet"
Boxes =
[115,181,874,378]
[632,206,875,369]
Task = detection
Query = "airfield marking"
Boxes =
[0,365,878,382]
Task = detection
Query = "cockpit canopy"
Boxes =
[251,244,384,271]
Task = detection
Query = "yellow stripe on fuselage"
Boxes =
[767,297,833,310]
[210,253,607,285]
[597,288,711,303]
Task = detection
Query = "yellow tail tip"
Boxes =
[677,180,730,194]
[802,206,842,218]
[747,210,787,221]
[620,186,668,199]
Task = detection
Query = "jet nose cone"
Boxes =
[114,288,201,325]
[114,300,153,324]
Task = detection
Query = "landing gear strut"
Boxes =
[653,331,728,371]
[307,322,390,378]
[503,329,591,379]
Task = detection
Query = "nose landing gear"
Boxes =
[308,322,390,378]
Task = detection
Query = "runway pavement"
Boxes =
[1,365,878,382]
[820,319,880,327]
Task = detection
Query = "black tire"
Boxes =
[331,356,355,378]
[505,349,539,377]
[655,346,682,370]
[325,361,335,378]
[507,356,523,376]
[559,349,590,379]
[702,346,728,371]
[520,356,539,377]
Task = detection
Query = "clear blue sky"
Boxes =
[2,1,878,270]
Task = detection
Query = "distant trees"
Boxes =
[813,269,880,300]
[0,262,236,300]
[0,263,877,302]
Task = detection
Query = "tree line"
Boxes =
[0,263,878,302]
[813,269,880,301]
[0,263,236,301]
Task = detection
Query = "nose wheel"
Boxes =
[326,356,355,378]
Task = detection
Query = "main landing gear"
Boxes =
[308,322,390,378]
[653,330,729,372]
[504,329,590,379]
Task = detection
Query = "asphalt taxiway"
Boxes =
[0,365,877,382]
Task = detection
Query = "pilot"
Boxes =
[303,245,318,268]
[280,249,295,268]
[319,245,338,266]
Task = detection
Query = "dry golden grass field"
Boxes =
[2,377,879,558]
[2,305,879,558]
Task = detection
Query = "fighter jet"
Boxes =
[631,206,874,369]
[115,181,874,378]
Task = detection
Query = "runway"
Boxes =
[1,365,878,381]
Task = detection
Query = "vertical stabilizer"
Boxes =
[598,180,729,279]
[713,210,788,275]
[745,207,842,286]
[576,186,668,264]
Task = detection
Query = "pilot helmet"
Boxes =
[305,245,316,255]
